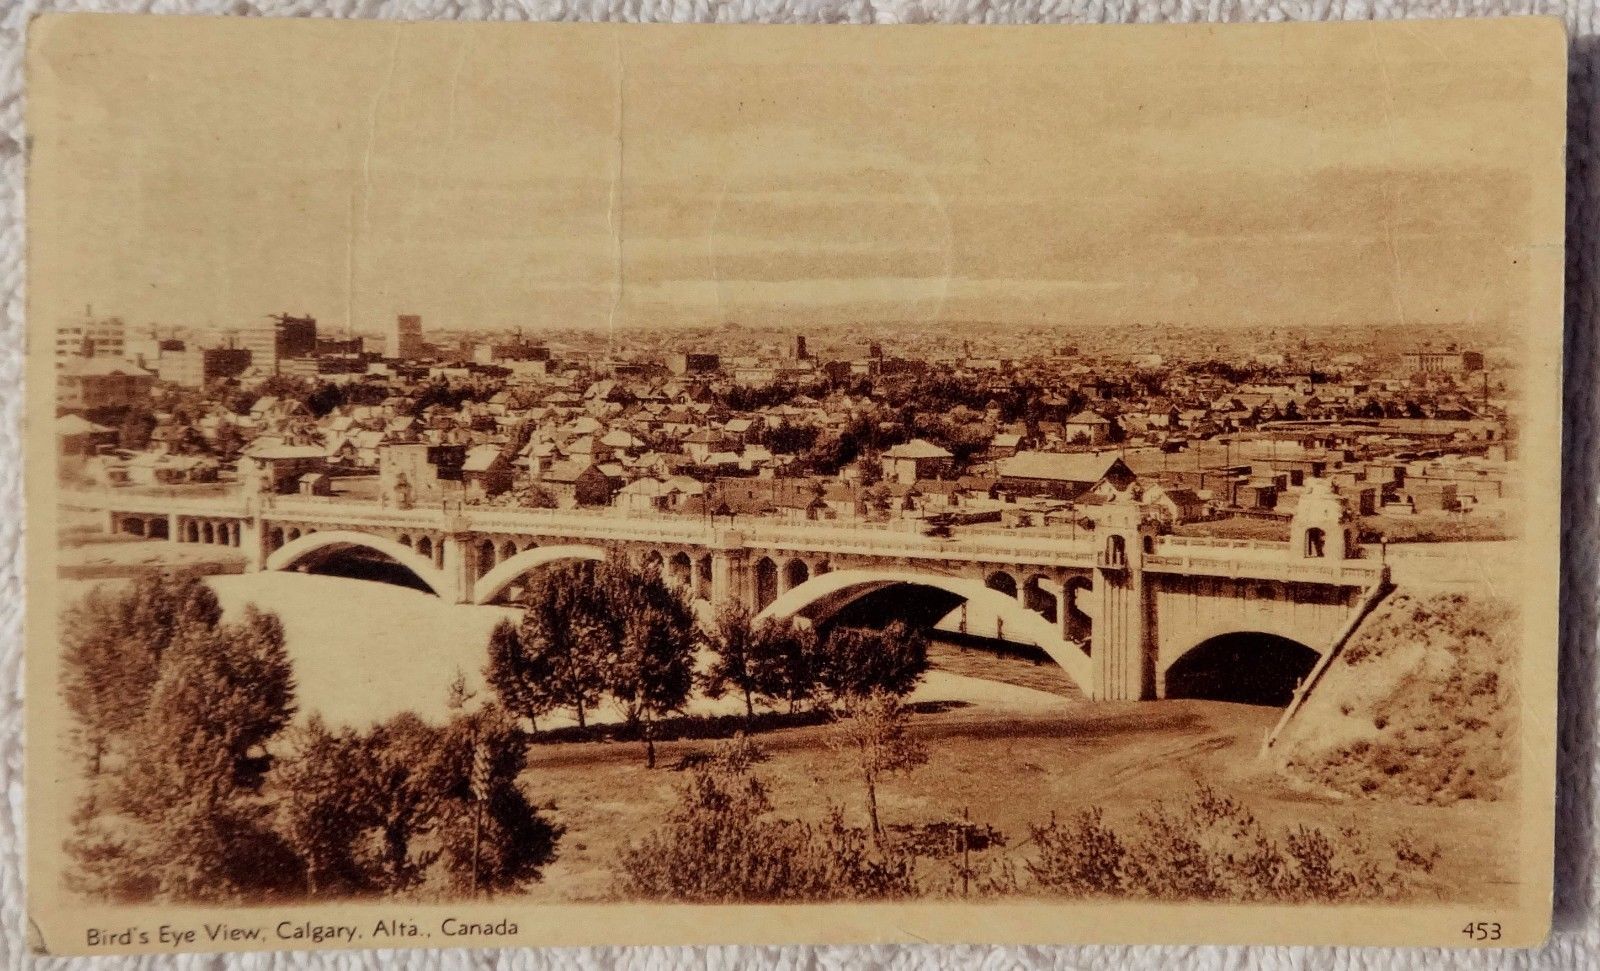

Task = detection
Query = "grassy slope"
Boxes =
[1274,590,1518,805]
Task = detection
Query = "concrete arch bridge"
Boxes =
[78,482,1386,703]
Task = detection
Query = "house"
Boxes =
[57,357,156,412]
[57,414,116,456]
[881,438,954,484]
[1142,484,1208,524]
[997,452,1136,501]
[462,444,513,500]
[239,443,329,494]
[540,460,615,508]
[298,472,333,496]
[987,432,1025,460]
[1063,410,1112,446]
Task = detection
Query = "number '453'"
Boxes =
[1462,922,1502,942]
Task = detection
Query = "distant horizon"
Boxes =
[31,21,1545,339]
[77,311,1513,344]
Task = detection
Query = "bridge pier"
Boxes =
[441,534,476,604]
[239,518,268,571]
[709,543,749,611]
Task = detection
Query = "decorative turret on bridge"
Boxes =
[1290,477,1357,561]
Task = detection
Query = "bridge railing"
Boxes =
[1143,552,1386,586]
[61,488,248,518]
[1156,536,1290,554]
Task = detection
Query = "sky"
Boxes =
[27,17,1566,337]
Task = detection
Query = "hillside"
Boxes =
[1274,590,1519,805]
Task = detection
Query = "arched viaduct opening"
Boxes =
[1164,632,1319,707]
[266,531,447,597]
[472,544,607,605]
[757,568,1090,691]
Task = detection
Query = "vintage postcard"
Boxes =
[24,14,1565,954]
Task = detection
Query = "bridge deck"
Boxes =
[67,488,1387,587]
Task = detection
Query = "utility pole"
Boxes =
[469,725,489,897]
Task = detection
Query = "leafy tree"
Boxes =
[60,572,223,774]
[253,373,315,402]
[830,690,927,840]
[704,608,827,718]
[816,621,929,705]
[428,703,562,896]
[211,421,245,462]
[701,605,768,719]
[765,420,821,456]
[305,381,347,418]
[119,604,296,809]
[81,600,301,902]
[485,560,617,729]
[357,712,450,890]
[607,567,698,767]
[753,618,824,715]
[273,717,374,896]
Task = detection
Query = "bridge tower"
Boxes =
[1087,490,1160,701]
[1290,478,1355,560]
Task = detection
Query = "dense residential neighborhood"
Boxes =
[56,309,1513,543]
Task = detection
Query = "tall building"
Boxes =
[155,344,252,388]
[232,320,279,374]
[56,310,127,367]
[388,314,426,359]
[228,314,320,374]
[788,334,809,360]
[272,313,318,359]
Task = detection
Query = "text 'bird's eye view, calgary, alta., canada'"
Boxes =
[21,13,1568,955]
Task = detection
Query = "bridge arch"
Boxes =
[784,557,811,592]
[472,544,607,605]
[1163,630,1320,706]
[668,551,693,589]
[265,530,451,598]
[985,570,1018,598]
[756,567,1090,691]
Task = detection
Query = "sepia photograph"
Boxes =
[23,14,1565,953]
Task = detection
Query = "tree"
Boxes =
[211,421,245,462]
[428,703,562,896]
[608,567,698,767]
[831,690,928,840]
[816,621,929,705]
[485,560,617,729]
[83,600,301,902]
[60,572,224,774]
[275,717,377,896]
[752,618,824,715]
[702,605,767,719]
[120,604,296,808]
[356,712,450,891]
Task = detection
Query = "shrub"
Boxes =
[1026,785,1440,903]
[614,735,916,901]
